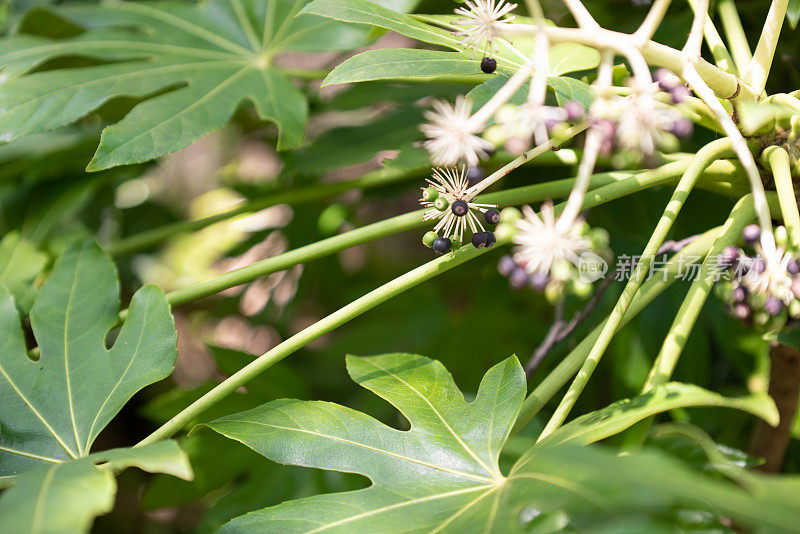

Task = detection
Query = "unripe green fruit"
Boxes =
[790,299,800,318]
[544,283,563,304]
[776,226,789,248]
[434,197,449,211]
[499,207,522,223]
[590,228,610,249]
[451,236,462,250]
[422,231,438,248]
[572,279,593,299]
[483,125,507,147]
[494,222,517,242]
[422,187,438,202]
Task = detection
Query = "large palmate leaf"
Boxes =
[0,440,192,534]
[0,0,403,170]
[207,354,796,532]
[0,240,176,476]
[0,231,47,312]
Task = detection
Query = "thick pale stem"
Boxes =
[744,0,790,95]
[767,146,800,243]
[687,0,736,73]
[633,0,672,45]
[513,227,723,433]
[561,0,599,28]
[718,0,753,73]
[469,57,536,127]
[537,138,734,440]
[466,124,588,197]
[684,0,710,58]
[620,197,765,449]
[682,66,774,252]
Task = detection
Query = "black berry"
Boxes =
[481,57,497,74]
[472,231,489,248]
[432,237,451,254]
[484,209,500,225]
[451,200,469,217]
[484,231,496,247]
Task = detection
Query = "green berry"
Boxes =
[749,292,767,309]
[423,231,438,248]
[551,259,572,281]
[499,207,522,223]
[572,279,593,299]
[753,311,770,328]
[590,228,609,249]
[776,226,789,248]
[544,283,563,304]
[451,236,462,250]
[714,282,733,304]
[790,300,800,318]
[422,187,438,202]
[434,197,449,211]
[495,222,516,242]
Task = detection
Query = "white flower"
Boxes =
[453,0,518,54]
[596,84,679,155]
[421,96,493,166]
[512,202,592,275]
[742,245,796,304]
[497,102,567,146]
[421,167,496,243]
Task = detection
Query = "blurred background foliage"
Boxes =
[0,0,796,531]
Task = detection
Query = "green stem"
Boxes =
[744,0,790,95]
[718,0,753,74]
[138,160,735,443]
[621,196,757,449]
[687,0,737,73]
[513,226,723,434]
[105,165,422,257]
[138,242,500,446]
[766,146,800,243]
[537,138,735,441]
[158,166,679,310]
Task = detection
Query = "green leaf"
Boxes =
[0,240,176,476]
[302,0,457,49]
[469,73,593,110]
[532,382,778,448]
[208,353,525,532]
[0,231,47,312]
[0,441,192,534]
[0,0,384,169]
[206,354,800,532]
[322,49,484,86]
[788,0,800,29]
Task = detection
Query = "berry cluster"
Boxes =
[420,167,498,254]
[494,205,612,302]
[715,225,800,333]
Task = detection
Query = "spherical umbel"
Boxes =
[432,237,452,254]
[481,57,497,74]
[451,199,469,217]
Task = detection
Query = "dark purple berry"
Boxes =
[484,231,496,247]
[788,258,800,275]
[484,209,500,225]
[742,224,761,244]
[765,296,784,316]
[671,84,691,103]
[732,285,748,303]
[563,100,585,121]
[472,231,489,248]
[498,255,516,276]
[481,57,497,74]
[451,200,469,217]
[733,302,751,320]
[510,267,529,289]
[752,257,766,274]
[432,237,451,254]
[529,272,549,291]
[467,166,485,183]
[671,117,694,138]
